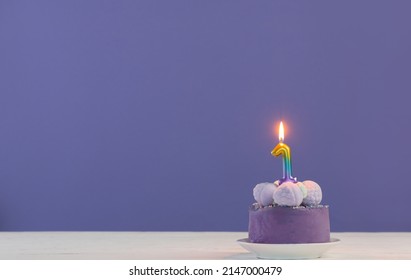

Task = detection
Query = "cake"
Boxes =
[248,180,330,244]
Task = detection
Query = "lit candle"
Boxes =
[271,121,297,185]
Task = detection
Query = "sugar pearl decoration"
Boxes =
[273,181,303,207]
[253,182,277,206]
[302,180,322,206]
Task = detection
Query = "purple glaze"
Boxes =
[249,205,330,244]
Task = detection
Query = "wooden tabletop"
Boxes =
[0,232,409,260]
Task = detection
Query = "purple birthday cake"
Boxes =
[248,180,330,244]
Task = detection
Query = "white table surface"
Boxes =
[0,232,410,260]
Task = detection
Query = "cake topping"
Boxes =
[253,182,277,206]
[252,179,323,207]
[296,181,308,198]
[301,180,322,206]
[272,181,303,206]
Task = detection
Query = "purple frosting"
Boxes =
[248,205,330,244]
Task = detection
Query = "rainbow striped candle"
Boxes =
[271,121,297,185]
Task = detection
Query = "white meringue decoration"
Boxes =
[302,180,322,206]
[296,181,308,198]
[273,181,304,206]
[253,182,277,206]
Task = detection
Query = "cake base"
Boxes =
[248,204,330,244]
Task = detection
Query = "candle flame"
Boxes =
[279,121,284,142]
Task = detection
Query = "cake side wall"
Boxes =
[248,206,330,244]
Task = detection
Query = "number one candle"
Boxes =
[271,121,297,185]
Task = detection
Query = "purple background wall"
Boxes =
[1,1,411,231]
